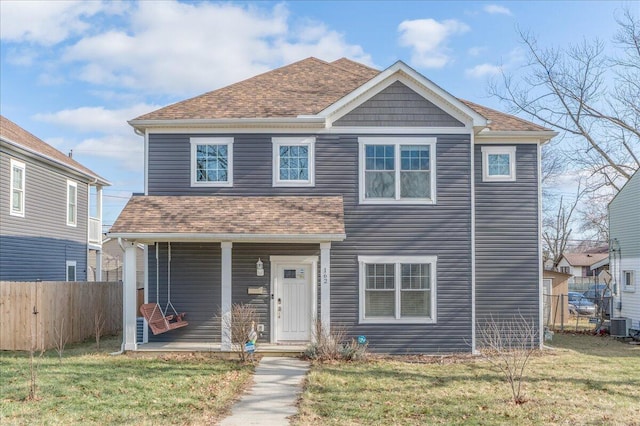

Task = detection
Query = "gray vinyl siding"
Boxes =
[333,81,465,127]
[147,242,318,343]
[148,242,221,342]
[474,144,540,337]
[147,133,473,353]
[0,148,89,281]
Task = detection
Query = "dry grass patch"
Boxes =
[295,333,640,425]
[0,335,254,425]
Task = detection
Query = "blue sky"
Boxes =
[0,0,635,228]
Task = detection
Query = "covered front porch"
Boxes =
[108,195,346,352]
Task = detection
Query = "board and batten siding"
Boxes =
[147,132,473,353]
[333,81,465,127]
[474,144,540,338]
[609,170,640,328]
[0,148,88,281]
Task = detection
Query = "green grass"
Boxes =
[295,333,640,425]
[0,335,254,425]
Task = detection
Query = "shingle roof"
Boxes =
[0,115,109,184]
[110,195,345,238]
[133,57,552,133]
[562,252,608,267]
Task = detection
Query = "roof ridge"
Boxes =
[329,57,380,78]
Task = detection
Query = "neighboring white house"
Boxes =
[610,170,640,332]
[557,252,608,278]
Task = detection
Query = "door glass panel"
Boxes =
[284,269,296,279]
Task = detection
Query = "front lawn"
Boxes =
[295,333,640,425]
[0,335,253,425]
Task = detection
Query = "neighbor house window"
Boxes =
[560,266,570,274]
[272,137,315,186]
[623,270,635,291]
[10,159,25,217]
[66,260,77,281]
[67,180,77,226]
[358,255,437,323]
[482,146,516,182]
[359,137,436,204]
[190,137,233,187]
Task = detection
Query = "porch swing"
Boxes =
[140,242,189,335]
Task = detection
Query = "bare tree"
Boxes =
[542,183,584,270]
[477,313,539,405]
[490,9,639,201]
[53,318,69,362]
[220,304,258,362]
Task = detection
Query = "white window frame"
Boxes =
[482,146,516,182]
[359,137,437,205]
[272,137,315,187]
[9,159,26,217]
[66,180,78,227]
[623,270,636,292]
[358,255,437,324]
[190,137,234,187]
[66,260,77,281]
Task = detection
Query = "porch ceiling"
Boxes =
[108,195,346,243]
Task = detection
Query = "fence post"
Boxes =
[560,294,564,331]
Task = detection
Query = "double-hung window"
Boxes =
[10,159,25,217]
[358,256,437,323]
[67,180,77,227]
[482,146,516,182]
[623,270,636,292]
[190,137,233,187]
[359,137,436,204]
[272,137,315,186]
[66,260,77,281]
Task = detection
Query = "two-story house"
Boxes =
[0,115,109,281]
[609,169,640,333]
[109,58,556,353]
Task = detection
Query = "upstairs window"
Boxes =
[190,137,233,187]
[67,180,78,226]
[272,137,315,187]
[10,159,25,217]
[482,146,516,182]
[359,137,436,204]
[358,255,437,324]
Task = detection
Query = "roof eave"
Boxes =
[128,117,327,132]
[1,138,111,186]
[107,232,347,244]
[475,130,558,144]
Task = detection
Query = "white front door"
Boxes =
[275,263,312,342]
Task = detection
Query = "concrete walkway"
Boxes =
[219,357,310,426]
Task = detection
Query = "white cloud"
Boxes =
[483,4,512,16]
[468,46,487,56]
[61,2,372,96]
[74,135,144,172]
[33,104,158,172]
[0,1,123,46]
[465,63,502,78]
[398,18,470,68]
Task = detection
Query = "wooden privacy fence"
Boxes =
[0,281,122,351]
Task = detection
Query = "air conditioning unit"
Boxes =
[610,317,631,337]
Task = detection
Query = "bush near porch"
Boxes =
[0,335,254,425]
[294,333,640,425]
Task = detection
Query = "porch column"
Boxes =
[320,242,331,332]
[221,242,232,351]
[95,249,103,281]
[123,241,138,351]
